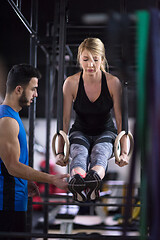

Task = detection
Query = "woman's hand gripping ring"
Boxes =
[52,130,70,163]
[114,130,134,163]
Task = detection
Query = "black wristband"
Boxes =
[56,152,64,156]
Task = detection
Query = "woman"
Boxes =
[56,38,128,202]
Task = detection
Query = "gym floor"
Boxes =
[32,207,140,239]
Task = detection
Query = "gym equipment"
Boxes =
[107,13,134,163]
[52,130,70,163]
[114,131,134,163]
[51,0,70,163]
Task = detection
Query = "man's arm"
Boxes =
[0,117,69,190]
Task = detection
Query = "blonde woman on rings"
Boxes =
[56,38,128,202]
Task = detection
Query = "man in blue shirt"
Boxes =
[0,64,69,239]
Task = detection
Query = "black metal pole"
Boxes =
[27,0,38,236]
[0,231,142,239]
[16,0,21,11]
[29,0,38,175]
[57,0,66,133]
[7,0,36,35]
[51,0,60,116]
[122,82,129,134]
[42,53,50,240]
[43,1,60,238]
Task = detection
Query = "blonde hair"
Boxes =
[77,38,109,72]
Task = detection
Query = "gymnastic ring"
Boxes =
[52,130,70,163]
[114,130,134,162]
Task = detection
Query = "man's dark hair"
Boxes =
[6,63,41,93]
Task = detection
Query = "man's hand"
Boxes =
[56,154,69,167]
[115,153,129,167]
[52,173,70,190]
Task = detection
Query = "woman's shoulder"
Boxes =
[65,72,81,83]
[104,71,120,83]
[63,72,81,95]
[103,71,122,97]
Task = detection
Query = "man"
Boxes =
[0,64,69,239]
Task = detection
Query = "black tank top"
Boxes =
[70,71,117,136]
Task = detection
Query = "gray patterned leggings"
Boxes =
[69,131,117,173]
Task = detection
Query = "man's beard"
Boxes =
[19,90,29,108]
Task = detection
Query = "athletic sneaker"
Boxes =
[84,169,102,201]
[68,174,87,202]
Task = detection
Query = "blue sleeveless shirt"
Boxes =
[0,105,28,211]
